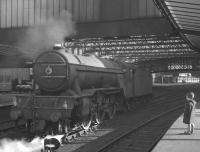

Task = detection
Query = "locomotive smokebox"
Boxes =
[33,50,70,92]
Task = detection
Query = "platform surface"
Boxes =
[153,109,200,152]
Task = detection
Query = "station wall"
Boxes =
[0,0,160,28]
[0,0,172,46]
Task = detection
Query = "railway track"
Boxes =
[40,91,181,152]
[42,91,200,152]
[95,105,183,152]
[56,100,185,152]
[91,88,200,152]
[0,88,165,139]
[64,86,200,152]
[0,84,199,152]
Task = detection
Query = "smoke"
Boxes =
[0,137,43,152]
[0,135,64,152]
[17,10,76,59]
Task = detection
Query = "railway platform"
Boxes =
[153,108,200,152]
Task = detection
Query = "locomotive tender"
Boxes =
[10,48,152,134]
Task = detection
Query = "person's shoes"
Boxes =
[191,123,195,134]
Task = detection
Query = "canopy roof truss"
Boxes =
[64,34,198,64]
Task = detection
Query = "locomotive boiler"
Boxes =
[33,49,123,93]
[10,48,151,134]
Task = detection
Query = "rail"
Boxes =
[95,105,184,152]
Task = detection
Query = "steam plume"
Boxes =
[0,137,43,152]
[0,135,63,152]
[17,10,76,59]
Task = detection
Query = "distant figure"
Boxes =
[183,92,196,135]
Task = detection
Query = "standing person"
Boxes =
[183,92,196,135]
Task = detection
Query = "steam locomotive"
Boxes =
[10,48,152,134]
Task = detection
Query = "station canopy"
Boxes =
[64,34,199,64]
[0,35,199,65]
[154,0,200,52]
[0,0,200,65]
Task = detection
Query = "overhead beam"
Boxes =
[0,17,173,45]
[83,41,187,48]
[75,17,173,38]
